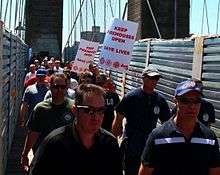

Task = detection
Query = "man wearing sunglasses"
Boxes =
[21,73,74,173]
[171,78,215,127]
[28,84,123,175]
[112,66,171,175]
[139,80,220,175]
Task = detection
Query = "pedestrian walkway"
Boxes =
[6,125,27,175]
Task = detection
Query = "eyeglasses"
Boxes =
[51,84,67,89]
[77,105,106,116]
[177,97,202,105]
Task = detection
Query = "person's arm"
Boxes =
[209,167,220,175]
[21,131,39,173]
[111,112,124,137]
[138,163,154,175]
[19,102,28,127]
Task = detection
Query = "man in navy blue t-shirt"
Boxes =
[112,66,171,175]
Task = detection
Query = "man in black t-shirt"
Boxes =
[139,80,220,175]
[28,84,123,175]
[20,74,74,173]
[112,66,171,175]
[96,73,120,131]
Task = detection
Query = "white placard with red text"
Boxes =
[71,39,99,73]
[99,18,138,72]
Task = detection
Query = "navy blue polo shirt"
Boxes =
[141,119,220,175]
[116,88,171,156]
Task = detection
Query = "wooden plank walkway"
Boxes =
[5,125,27,175]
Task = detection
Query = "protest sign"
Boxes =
[99,18,138,72]
[72,39,99,73]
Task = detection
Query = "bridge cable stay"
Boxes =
[122,2,128,20]
[63,0,86,52]
[145,0,162,39]
[216,0,220,34]
[108,0,114,18]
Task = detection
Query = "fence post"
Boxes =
[121,72,126,97]
[145,41,151,67]
[0,20,4,175]
[192,36,204,80]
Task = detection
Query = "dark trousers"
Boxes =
[124,155,140,175]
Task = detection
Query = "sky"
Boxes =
[1,0,220,50]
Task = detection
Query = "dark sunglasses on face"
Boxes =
[51,84,67,89]
[177,97,202,105]
[77,105,106,116]
[144,76,160,81]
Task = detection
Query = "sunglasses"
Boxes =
[77,105,106,116]
[51,84,67,89]
[144,76,160,81]
[177,97,202,105]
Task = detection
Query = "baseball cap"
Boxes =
[36,69,47,76]
[174,80,203,97]
[142,66,161,77]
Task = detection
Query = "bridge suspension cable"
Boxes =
[64,0,86,50]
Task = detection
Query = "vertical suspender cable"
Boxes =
[204,0,210,34]
[174,0,177,38]
[86,0,88,32]
[190,0,193,22]
[74,0,77,43]
[145,0,162,39]
[216,0,220,34]
[14,0,18,32]
[104,0,106,32]
[20,0,24,26]
[80,0,82,33]
[94,0,96,25]
[9,0,12,29]
[201,0,205,34]
[68,0,70,46]
[89,0,95,27]
[0,0,3,20]
[4,0,9,23]
[119,0,121,19]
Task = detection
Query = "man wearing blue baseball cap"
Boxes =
[171,78,215,127]
[139,79,220,175]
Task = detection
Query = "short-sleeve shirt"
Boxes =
[29,124,123,175]
[22,84,48,119]
[171,99,215,126]
[102,91,120,131]
[116,88,171,156]
[141,119,220,175]
[27,98,74,150]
